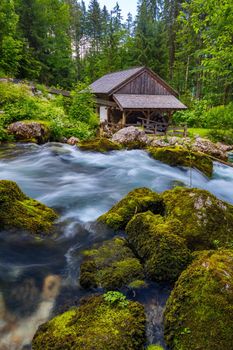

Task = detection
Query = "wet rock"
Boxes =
[0,180,58,235]
[150,136,232,160]
[112,126,149,148]
[7,121,50,144]
[67,136,80,145]
[32,293,146,350]
[126,211,191,283]
[98,188,165,230]
[80,237,145,290]
[162,186,233,250]
[78,137,121,152]
[164,250,233,350]
[148,146,213,177]
[192,137,229,160]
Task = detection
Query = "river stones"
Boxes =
[126,212,191,282]
[98,188,165,230]
[80,237,145,290]
[32,293,146,350]
[78,137,121,152]
[0,180,57,235]
[164,250,233,350]
[7,121,51,144]
[148,146,213,177]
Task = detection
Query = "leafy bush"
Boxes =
[174,100,233,131]
[207,129,233,145]
[0,81,98,142]
[173,99,209,127]
[204,102,233,129]
[103,291,129,308]
[69,83,99,128]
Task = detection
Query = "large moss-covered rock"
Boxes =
[98,188,165,230]
[162,187,233,250]
[80,237,145,290]
[148,146,213,177]
[32,293,146,350]
[0,180,57,235]
[7,120,51,144]
[126,211,191,282]
[164,250,233,350]
[78,137,121,152]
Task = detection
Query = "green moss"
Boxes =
[0,180,58,235]
[80,237,145,290]
[32,294,146,350]
[162,186,233,250]
[164,249,233,350]
[98,188,165,230]
[78,137,122,152]
[146,346,165,350]
[148,146,213,177]
[126,211,191,282]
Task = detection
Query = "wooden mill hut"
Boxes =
[89,66,187,135]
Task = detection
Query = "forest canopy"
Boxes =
[0,0,232,105]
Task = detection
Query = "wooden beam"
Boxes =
[95,98,117,108]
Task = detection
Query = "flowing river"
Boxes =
[0,142,233,350]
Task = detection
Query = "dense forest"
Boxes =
[0,0,232,105]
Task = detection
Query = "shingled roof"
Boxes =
[113,94,187,110]
[89,67,145,94]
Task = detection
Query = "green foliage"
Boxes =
[0,81,97,141]
[173,99,209,127]
[207,129,233,145]
[103,291,129,308]
[204,102,233,129]
[69,83,98,127]
[32,295,146,349]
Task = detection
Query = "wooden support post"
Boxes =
[122,111,126,127]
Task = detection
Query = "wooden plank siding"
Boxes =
[116,71,170,95]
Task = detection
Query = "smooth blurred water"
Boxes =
[0,142,233,349]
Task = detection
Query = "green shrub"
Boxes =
[0,82,30,107]
[173,99,209,127]
[0,81,98,142]
[69,83,99,127]
[103,291,129,308]
[204,102,233,129]
[207,129,233,144]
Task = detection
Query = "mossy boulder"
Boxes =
[126,211,191,282]
[7,120,51,144]
[164,249,233,350]
[80,237,145,290]
[98,188,165,230]
[0,180,57,235]
[148,146,213,177]
[78,137,121,152]
[32,293,146,350]
[162,187,233,250]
